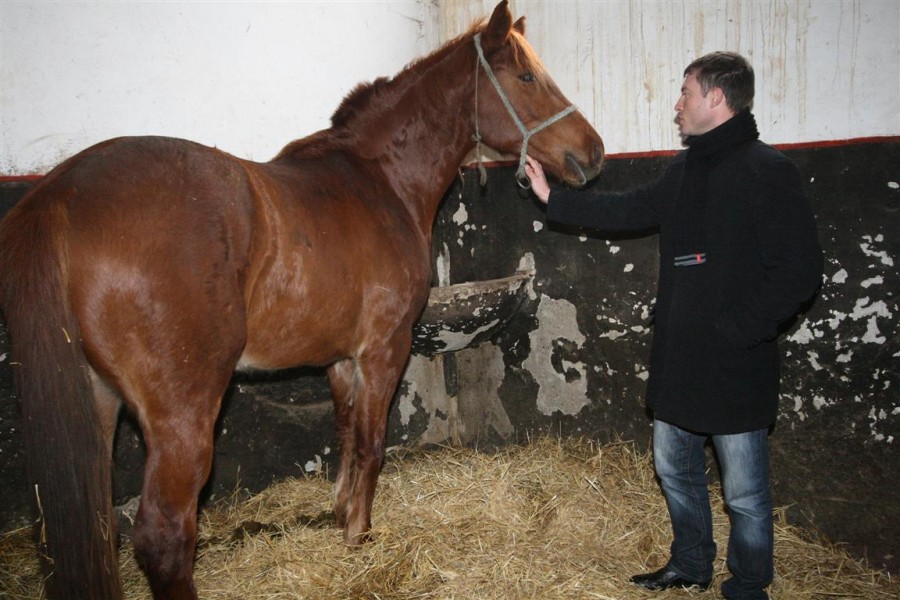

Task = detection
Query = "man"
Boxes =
[524,52,823,600]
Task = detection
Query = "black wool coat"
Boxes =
[546,139,824,434]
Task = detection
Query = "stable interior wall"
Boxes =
[419,141,899,574]
[3,1,898,175]
[1,139,897,572]
[1,0,898,577]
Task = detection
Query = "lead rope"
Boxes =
[472,42,489,186]
[472,32,578,189]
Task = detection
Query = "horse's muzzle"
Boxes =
[565,146,604,187]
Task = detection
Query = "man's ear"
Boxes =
[709,87,727,109]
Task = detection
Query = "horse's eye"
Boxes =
[519,72,536,83]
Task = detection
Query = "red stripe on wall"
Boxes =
[461,135,900,169]
[2,136,898,183]
[606,135,900,160]
[0,174,43,183]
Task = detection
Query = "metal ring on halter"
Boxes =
[473,32,578,189]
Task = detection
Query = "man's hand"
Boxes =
[524,155,550,204]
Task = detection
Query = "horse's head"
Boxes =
[473,1,604,187]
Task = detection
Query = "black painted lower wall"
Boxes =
[1,140,897,573]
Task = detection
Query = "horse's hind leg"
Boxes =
[131,386,224,600]
[89,369,123,539]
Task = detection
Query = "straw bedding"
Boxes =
[1,436,895,598]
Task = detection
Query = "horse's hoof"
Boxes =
[343,529,373,546]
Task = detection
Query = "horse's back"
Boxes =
[2,134,432,376]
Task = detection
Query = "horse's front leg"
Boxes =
[332,340,410,545]
[326,359,359,529]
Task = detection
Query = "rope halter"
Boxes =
[472,32,578,189]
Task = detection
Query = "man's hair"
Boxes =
[684,51,754,113]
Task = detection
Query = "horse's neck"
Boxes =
[353,41,477,237]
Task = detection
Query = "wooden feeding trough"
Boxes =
[411,270,534,356]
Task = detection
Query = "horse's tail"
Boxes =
[0,196,122,599]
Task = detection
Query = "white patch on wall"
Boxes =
[806,350,823,371]
[452,203,470,248]
[786,394,808,422]
[624,263,634,272]
[435,242,451,286]
[788,321,815,344]
[861,316,886,344]
[397,359,423,426]
[600,329,628,341]
[848,297,892,344]
[860,234,894,267]
[523,295,589,416]
[304,454,323,473]
[888,181,899,190]
[634,363,649,381]
[452,202,468,226]
[860,275,883,288]
[868,406,891,443]
[832,268,848,283]
[533,220,543,233]
[396,355,451,445]
[434,319,502,351]
[827,309,847,330]
[518,252,538,301]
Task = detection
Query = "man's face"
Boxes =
[674,71,718,138]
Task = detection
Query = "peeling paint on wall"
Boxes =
[397,355,452,444]
[522,295,589,416]
[782,225,898,444]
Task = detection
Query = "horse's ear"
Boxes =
[482,0,512,53]
[513,16,526,35]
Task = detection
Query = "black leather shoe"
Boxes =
[629,566,711,591]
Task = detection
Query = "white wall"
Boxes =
[0,1,427,175]
[2,1,898,175]
[441,0,900,154]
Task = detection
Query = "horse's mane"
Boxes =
[332,20,551,125]
[331,77,394,129]
[273,19,550,161]
[328,24,475,129]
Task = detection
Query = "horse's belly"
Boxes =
[237,271,429,373]
[236,323,349,372]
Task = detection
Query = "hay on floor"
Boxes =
[0,437,895,599]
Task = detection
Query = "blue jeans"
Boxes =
[653,419,774,600]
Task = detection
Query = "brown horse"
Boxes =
[0,2,603,598]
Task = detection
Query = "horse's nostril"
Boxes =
[565,153,588,187]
